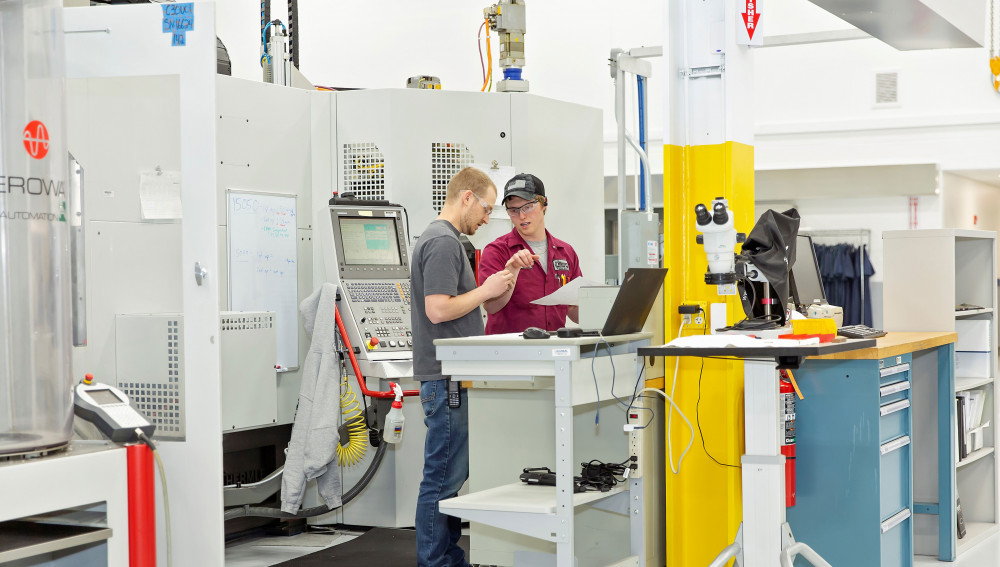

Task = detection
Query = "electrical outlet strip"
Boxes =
[626,402,645,478]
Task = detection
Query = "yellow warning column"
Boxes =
[662,0,757,564]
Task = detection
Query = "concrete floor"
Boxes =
[226,525,1000,567]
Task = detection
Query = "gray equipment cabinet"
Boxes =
[883,229,999,559]
[435,333,651,567]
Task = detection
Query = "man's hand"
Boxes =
[505,249,539,271]
[481,270,514,299]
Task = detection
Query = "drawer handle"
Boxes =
[880,399,911,417]
[881,508,912,534]
[880,435,911,456]
[879,363,911,378]
[880,380,911,397]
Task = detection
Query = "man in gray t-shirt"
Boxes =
[410,167,514,567]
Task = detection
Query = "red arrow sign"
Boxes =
[742,0,760,40]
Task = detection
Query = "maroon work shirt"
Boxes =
[478,228,583,334]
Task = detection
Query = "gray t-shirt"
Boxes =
[526,238,547,272]
[410,220,484,381]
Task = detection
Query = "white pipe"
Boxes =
[779,542,833,567]
[616,60,627,282]
[631,73,640,211]
[707,543,741,567]
[640,73,652,217]
[624,131,652,204]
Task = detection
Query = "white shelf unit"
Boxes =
[435,334,651,567]
[883,229,999,559]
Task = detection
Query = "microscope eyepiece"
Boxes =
[694,203,711,226]
[712,202,729,225]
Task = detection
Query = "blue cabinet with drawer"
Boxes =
[787,354,913,567]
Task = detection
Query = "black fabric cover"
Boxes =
[739,208,801,325]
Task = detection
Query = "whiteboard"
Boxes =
[227,191,298,370]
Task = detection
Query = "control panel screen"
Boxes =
[340,217,402,266]
[89,388,124,405]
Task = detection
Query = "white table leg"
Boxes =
[554,360,575,567]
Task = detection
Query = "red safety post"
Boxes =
[127,443,156,566]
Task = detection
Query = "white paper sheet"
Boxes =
[139,170,182,220]
[530,278,605,306]
[472,163,516,206]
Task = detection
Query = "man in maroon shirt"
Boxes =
[478,173,583,334]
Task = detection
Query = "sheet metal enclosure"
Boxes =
[67,72,604,531]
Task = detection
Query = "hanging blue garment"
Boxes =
[811,241,875,327]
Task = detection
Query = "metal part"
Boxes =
[611,46,659,282]
[484,0,529,92]
[406,75,441,89]
[69,153,87,346]
[683,65,725,79]
[262,21,292,86]
[223,464,284,506]
[620,210,660,270]
[194,261,209,285]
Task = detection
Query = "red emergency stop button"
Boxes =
[368,337,379,350]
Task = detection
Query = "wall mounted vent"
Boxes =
[431,143,475,212]
[343,142,386,200]
[874,71,899,106]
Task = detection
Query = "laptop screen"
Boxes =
[789,234,826,308]
[601,268,668,336]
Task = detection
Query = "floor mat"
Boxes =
[271,528,470,566]
[250,532,348,547]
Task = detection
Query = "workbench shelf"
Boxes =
[957,308,994,317]
[439,483,628,540]
[956,376,994,392]
[957,447,995,469]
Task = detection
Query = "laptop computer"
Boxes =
[584,268,668,336]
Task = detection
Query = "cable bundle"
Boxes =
[576,458,636,492]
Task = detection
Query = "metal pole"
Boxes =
[616,57,627,283]
[637,75,647,211]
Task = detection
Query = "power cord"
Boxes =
[576,457,635,492]
[666,319,686,474]
[590,335,617,426]
[136,429,172,567]
[695,353,741,469]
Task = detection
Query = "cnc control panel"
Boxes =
[322,197,414,360]
[343,280,413,351]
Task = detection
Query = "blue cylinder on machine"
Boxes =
[503,68,523,81]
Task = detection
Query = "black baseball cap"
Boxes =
[503,173,545,203]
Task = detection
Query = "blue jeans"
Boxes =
[415,379,470,567]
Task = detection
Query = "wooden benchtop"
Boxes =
[808,331,957,361]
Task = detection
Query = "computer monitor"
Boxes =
[790,234,826,308]
[338,217,403,266]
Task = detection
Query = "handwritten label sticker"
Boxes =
[162,3,194,47]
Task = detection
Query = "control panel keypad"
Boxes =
[345,280,414,351]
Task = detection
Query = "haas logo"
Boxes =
[23,121,50,160]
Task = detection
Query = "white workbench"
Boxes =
[436,332,651,567]
[0,441,129,566]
